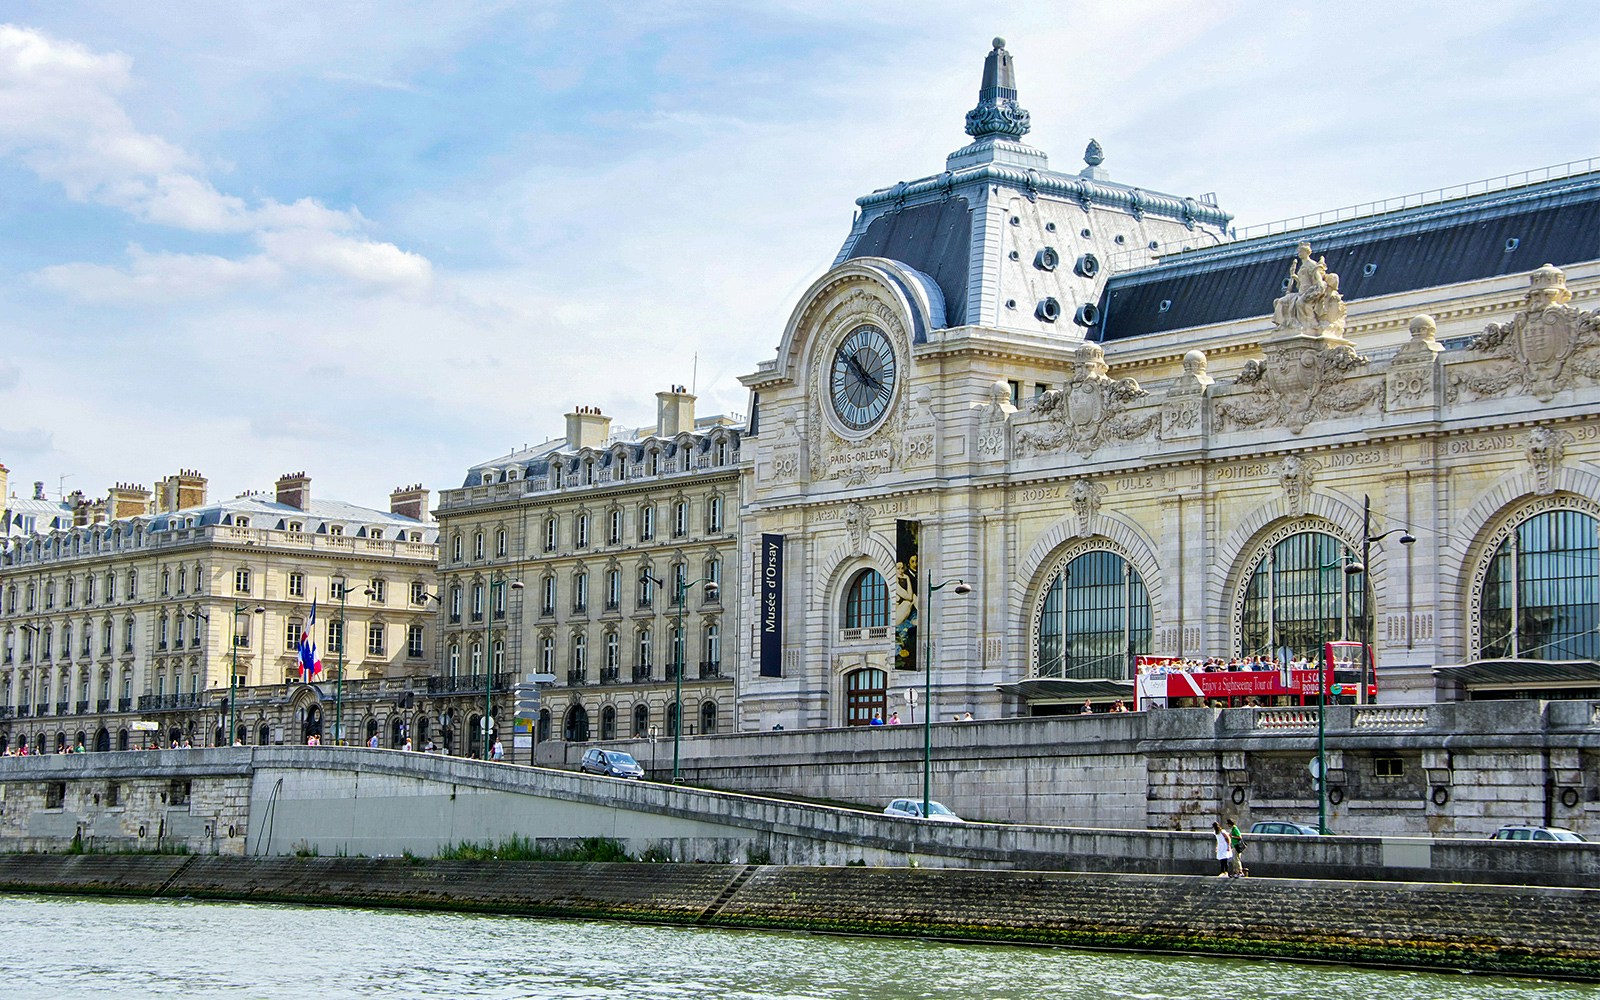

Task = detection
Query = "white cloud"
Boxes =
[0,22,430,299]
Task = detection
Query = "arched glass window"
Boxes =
[600,705,616,740]
[1238,531,1361,662]
[632,703,649,737]
[844,570,889,628]
[537,708,551,743]
[1035,550,1152,680]
[700,701,718,735]
[1481,508,1599,661]
[666,701,680,737]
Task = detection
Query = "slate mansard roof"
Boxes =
[1096,164,1600,342]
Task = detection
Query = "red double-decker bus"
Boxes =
[1133,641,1374,709]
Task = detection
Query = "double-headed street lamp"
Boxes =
[484,576,523,760]
[192,603,263,746]
[923,578,972,821]
[640,568,719,783]
[1342,494,1417,705]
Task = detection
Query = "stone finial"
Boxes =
[1526,263,1572,309]
[1084,138,1105,167]
[964,37,1030,141]
[1408,314,1438,342]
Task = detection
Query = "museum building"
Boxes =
[734,39,1600,729]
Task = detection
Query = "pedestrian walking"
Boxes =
[1212,821,1235,877]
[1228,819,1247,877]
[492,738,504,761]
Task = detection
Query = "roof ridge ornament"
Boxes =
[964,37,1030,141]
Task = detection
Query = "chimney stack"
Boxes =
[107,482,153,520]
[656,386,696,437]
[275,472,311,511]
[33,481,45,501]
[389,484,431,522]
[155,470,207,512]
[565,405,612,450]
[69,490,91,526]
[0,463,8,507]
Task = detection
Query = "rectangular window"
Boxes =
[640,506,655,541]
[330,579,347,601]
[673,501,688,537]
[608,510,622,545]
[288,573,305,598]
[1008,379,1022,406]
[1375,756,1404,778]
[707,495,724,533]
[367,622,384,656]
[411,581,428,605]
[408,624,425,658]
[575,515,589,549]
[606,570,621,611]
[286,621,303,650]
[327,619,344,654]
[234,568,251,594]
[370,579,386,603]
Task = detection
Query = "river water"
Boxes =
[1,893,1588,999]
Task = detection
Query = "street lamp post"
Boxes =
[641,569,719,783]
[484,576,523,760]
[194,604,263,747]
[1342,494,1417,706]
[922,578,972,820]
[332,575,347,746]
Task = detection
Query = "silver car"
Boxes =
[579,748,645,779]
[884,798,964,823]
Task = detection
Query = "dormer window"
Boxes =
[329,525,343,537]
[235,516,250,528]
[288,521,303,535]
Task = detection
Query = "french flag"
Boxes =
[299,599,323,680]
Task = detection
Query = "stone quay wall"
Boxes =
[1,854,1597,980]
[564,699,1600,837]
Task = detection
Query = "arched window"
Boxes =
[537,708,551,742]
[1035,549,1152,680]
[473,531,485,560]
[1238,530,1360,662]
[564,705,590,742]
[1480,508,1599,661]
[600,705,616,740]
[844,668,886,726]
[666,701,680,737]
[844,570,889,628]
[700,700,718,735]
[632,703,649,737]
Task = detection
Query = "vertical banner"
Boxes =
[893,519,920,670]
[759,533,784,677]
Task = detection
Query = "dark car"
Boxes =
[1490,826,1586,842]
[1249,821,1321,836]
[579,748,645,779]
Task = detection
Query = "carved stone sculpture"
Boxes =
[1014,344,1157,457]
[1450,264,1600,403]
[1387,314,1444,409]
[1274,456,1316,516]
[1069,478,1106,536]
[1271,242,1347,337]
[975,379,1014,460]
[1162,349,1213,437]
[844,502,872,554]
[1525,425,1572,495]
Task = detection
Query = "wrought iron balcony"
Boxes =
[566,668,588,686]
[700,660,722,679]
[632,666,652,683]
[424,672,509,695]
[75,700,89,714]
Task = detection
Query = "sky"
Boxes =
[0,1,1597,511]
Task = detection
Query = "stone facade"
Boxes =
[434,389,742,748]
[0,472,439,752]
[734,40,1600,730]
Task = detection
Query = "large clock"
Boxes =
[828,324,898,433]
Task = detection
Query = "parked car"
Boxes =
[579,748,645,779]
[884,798,964,823]
[1490,825,1586,842]
[1249,821,1321,836]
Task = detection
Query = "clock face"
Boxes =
[828,324,898,433]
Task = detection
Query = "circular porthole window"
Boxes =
[1036,297,1062,322]
[1080,228,1092,239]
[1044,221,1057,233]
[1114,234,1126,245]
[1005,298,1017,310]
[1505,237,1520,252]
[1008,249,1020,261]
[1074,302,1101,327]
[1036,246,1060,271]
[1074,253,1101,278]
[1010,215,1021,226]
[1158,299,1172,313]
[1363,263,1378,277]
